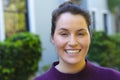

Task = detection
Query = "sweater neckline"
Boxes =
[50,60,93,79]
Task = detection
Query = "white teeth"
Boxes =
[66,50,80,54]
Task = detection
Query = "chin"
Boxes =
[65,59,83,65]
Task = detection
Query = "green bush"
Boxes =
[0,32,42,80]
[88,31,120,70]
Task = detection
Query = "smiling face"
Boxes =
[52,12,91,65]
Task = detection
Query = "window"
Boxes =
[115,11,120,33]
[2,0,29,37]
[91,11,96,30]
[103,13,108,33]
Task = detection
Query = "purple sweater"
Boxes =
[35,61,120,80]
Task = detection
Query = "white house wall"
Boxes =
[87,0,115,34]
[0,0,5,41]
[27,0,36,34]
[33,0,65,73]
[80,0,88,10]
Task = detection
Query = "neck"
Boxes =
[55,59,86,74]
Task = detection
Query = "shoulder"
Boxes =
[34,67,54,80]
[34,72,49,80]
[100,67,120,78]
[34,62,59,80]
[89,61,120,79]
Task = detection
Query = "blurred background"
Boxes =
[0,0,120,80]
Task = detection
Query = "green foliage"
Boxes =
[108,0,120,12]
[39,64,51,74]
[88,31,120,70]
[42,65,50,72]
[0,32,42,80]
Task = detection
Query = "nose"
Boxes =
[68,35,78,47]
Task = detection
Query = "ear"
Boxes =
[50,36,55,44]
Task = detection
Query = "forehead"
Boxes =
[56,12,88,30]
[58,12,85,20]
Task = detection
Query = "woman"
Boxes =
[35,1,120,80]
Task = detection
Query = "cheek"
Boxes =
[80,37,91,47]
[52,36,66,48]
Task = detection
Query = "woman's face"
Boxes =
[52,12,90,65]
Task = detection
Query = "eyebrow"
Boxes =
[77,28,87,32]
[59,28,87,31]
[59,28,68,31]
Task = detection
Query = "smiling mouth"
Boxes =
[65,49,81,54]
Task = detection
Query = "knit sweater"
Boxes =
[34,61,120,80]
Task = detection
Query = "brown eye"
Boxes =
[60,32,69,37]
[78,33,84,36]
[61,33,68,36]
